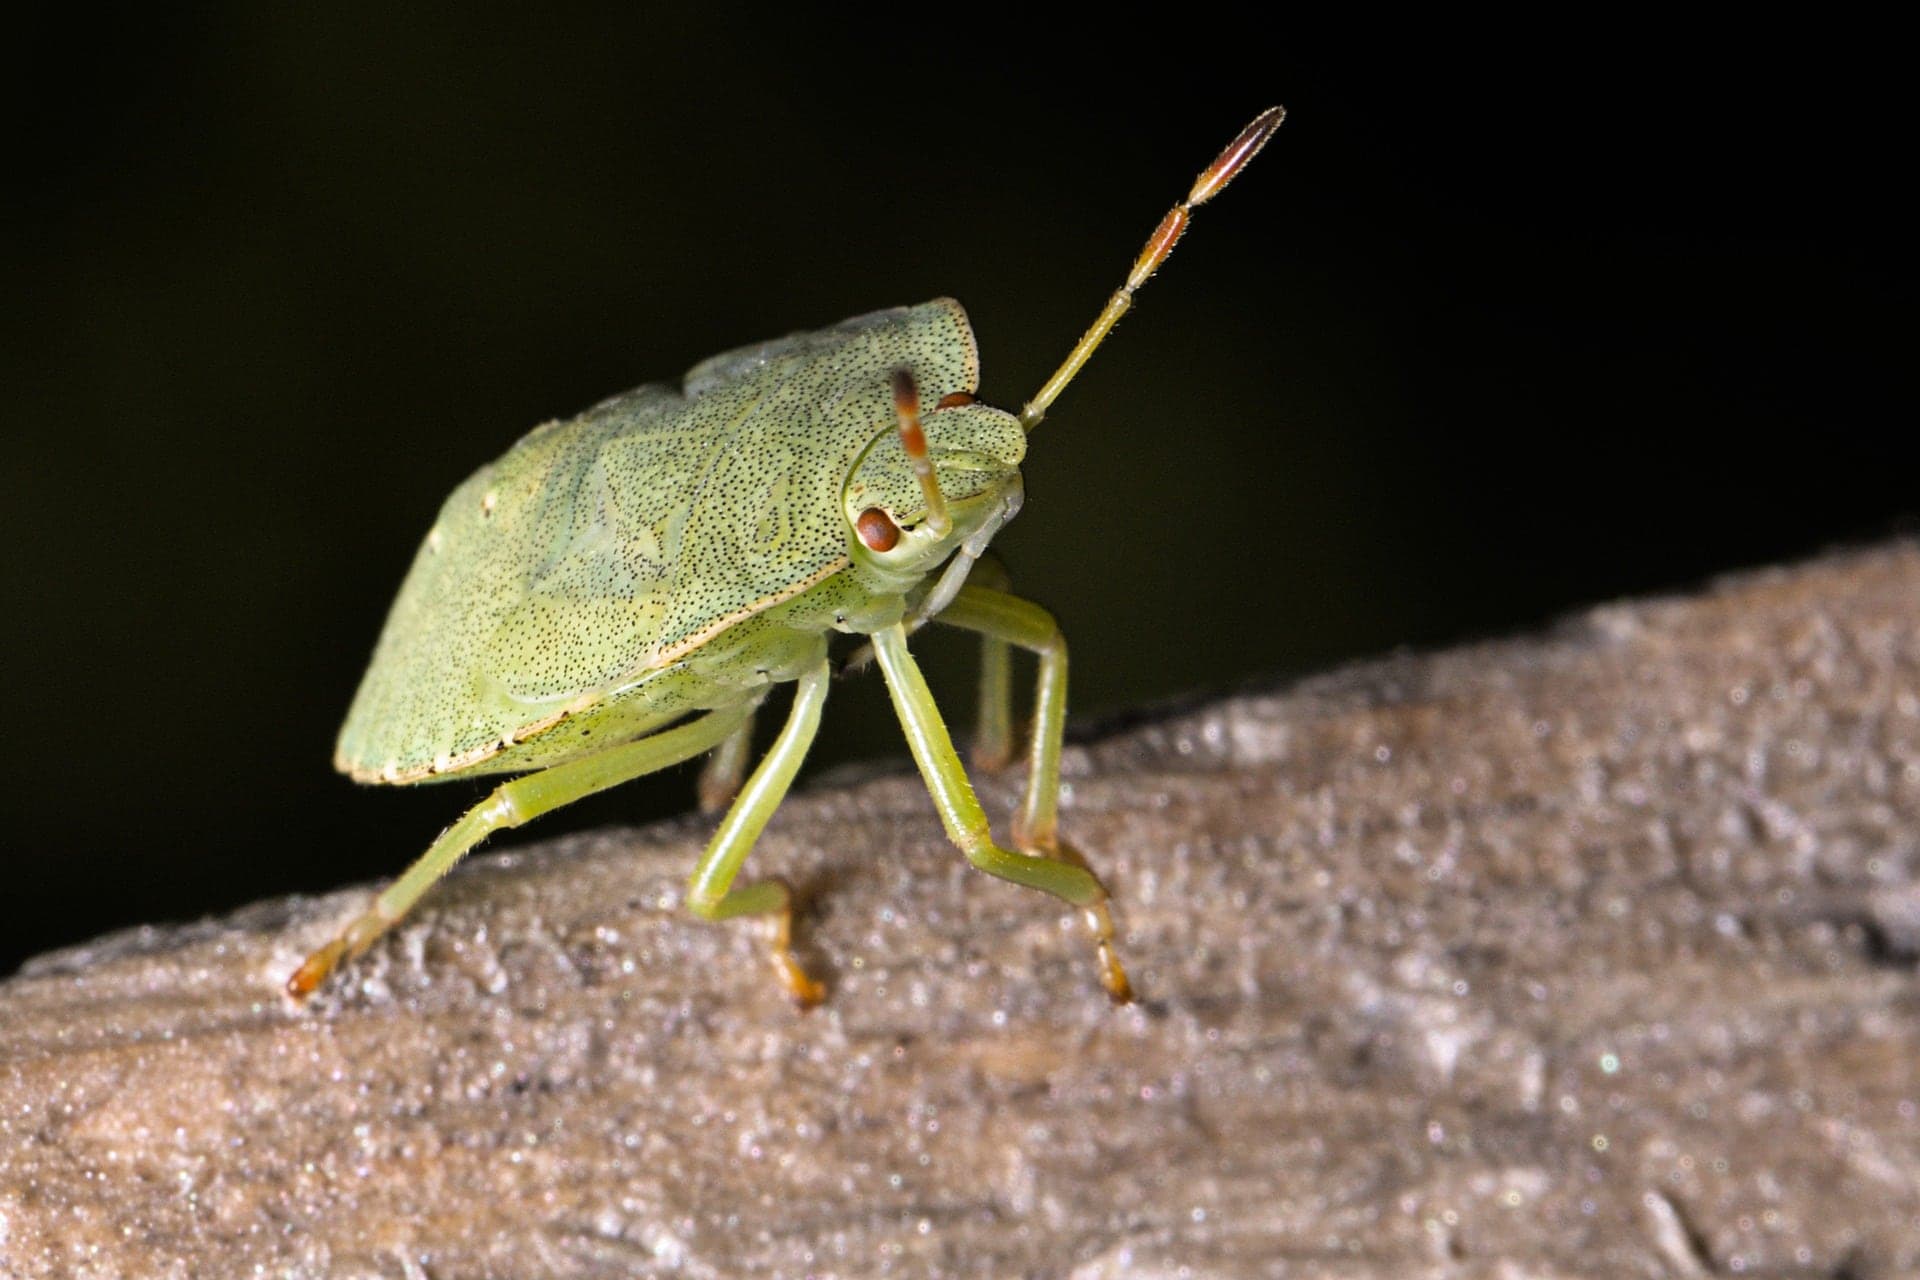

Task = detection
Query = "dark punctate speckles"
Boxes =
[334,300,994,784]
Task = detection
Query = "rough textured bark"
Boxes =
[3,545,1918,1279]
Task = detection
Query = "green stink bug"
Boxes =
[290,107,1285,1006]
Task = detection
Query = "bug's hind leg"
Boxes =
[685,662,831,1007]
[870,622,1131,1003]
[287,703,757,999]
[695,708,757,814]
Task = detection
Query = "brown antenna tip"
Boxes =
[1189,105,1285,207]
[1019,106,1286,432]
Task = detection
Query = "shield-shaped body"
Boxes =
[334,298,1025,784]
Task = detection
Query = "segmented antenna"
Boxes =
[1020,106,1285,432]
[890,368,952,537]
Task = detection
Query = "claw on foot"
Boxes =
[774,950,827,1008]
[767,897,826,1008]
[1082,900,1134,1004]
[286,911,389,1000]
[1014,831,1134,1003]
[286,937,348,1000]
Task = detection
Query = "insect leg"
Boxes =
[695,708,758,814]
[869,623,1131,1002]
[287,703,756,999]
[964,555,1015,771]
[685,661,832,1007]
[930,585,1077,848]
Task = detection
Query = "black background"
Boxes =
[4,11,1907,974]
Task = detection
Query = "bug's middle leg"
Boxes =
[685,661,831,1007]
[870,622,1131,1002]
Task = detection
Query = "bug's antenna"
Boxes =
[891,368,952,537]
[1019,106,1285,433]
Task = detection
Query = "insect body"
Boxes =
[290,107,1285,1005]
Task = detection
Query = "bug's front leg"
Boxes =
[869,622,1131,1003]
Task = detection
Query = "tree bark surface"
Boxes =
[3,546,1918,1279]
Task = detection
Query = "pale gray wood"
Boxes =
[3,545,1917,1278]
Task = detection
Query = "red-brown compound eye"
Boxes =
[935,391,976,410]
[855,507,901,552]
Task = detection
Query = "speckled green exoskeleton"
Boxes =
[290,107,1285,1006]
